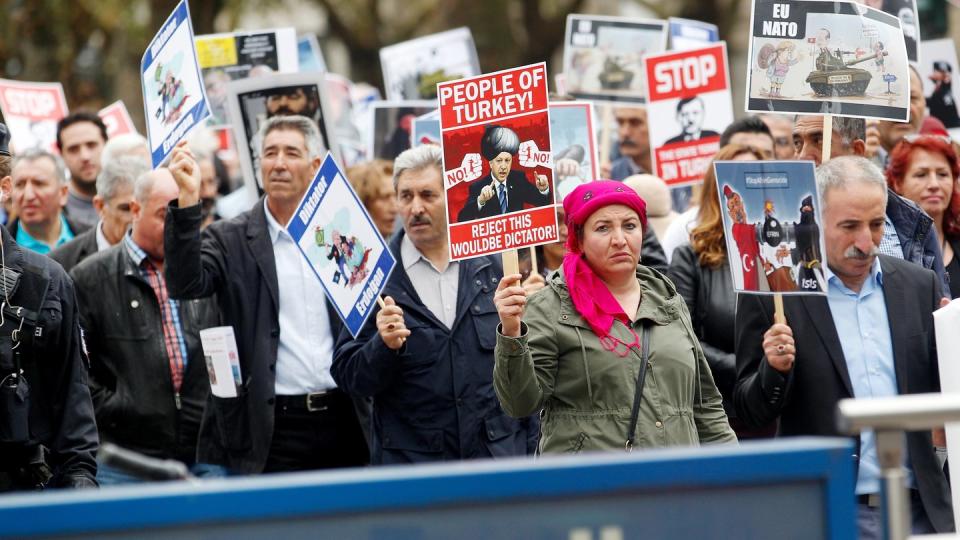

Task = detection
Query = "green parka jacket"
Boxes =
[494,265,737,454]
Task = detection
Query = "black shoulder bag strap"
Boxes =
[625,320,653,452]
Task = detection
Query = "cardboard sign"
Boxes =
[854,0,919,63]
[645,43,733,188]
[745,0,910,122]
[549,101,600,201]
[919,39,960,139]
[196,28,299,128]
[411,109,440,147]
[287,153,395,338]
[934,299,960,528]
[0,79,68,154]
[380,28,481,101]
[98,101,137,138]
[714,160,827,295]
[298,34,327,73]
[562,14,668,104]
[367,100,435,161]
[199,326,242,398]
[439,63,559,261]
[225,72,339,201]
[141,0,210,168]
[668,17,720,51]
[325,73,365,167]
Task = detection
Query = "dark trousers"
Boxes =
[263,389,369,473]
[856,489,937,539]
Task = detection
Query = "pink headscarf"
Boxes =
[561,181,648,357]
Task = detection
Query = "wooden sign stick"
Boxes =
[529,246,539,277]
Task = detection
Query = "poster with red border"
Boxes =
[0,79,69,154]
[643,42,732,188]
[99,100,138,138]
[438,62,559,261]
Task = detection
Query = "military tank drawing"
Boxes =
[598,56,634,90]
[805,49,888,97]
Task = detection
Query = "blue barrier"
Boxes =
[0,437,855,539]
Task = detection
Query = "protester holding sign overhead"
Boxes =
[494,180,735,454]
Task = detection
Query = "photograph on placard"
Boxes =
[380,28,480,101]
[140,0,210,168]
[745,0,910,122]
[562,14,668,104]
[368,101,435,161]
[195,28,299,128]
[668,17,720,51]
[715,160,827,295]
[98,100,137,138]
[549,101,600,199]
[0,79,69,154]
[225,72,337,198]
[298,33,327,73]
[287,154,395,337]
[411,109,441,148]
[645,43,733,189]
[919,39,960,139]
[852,0,919,62]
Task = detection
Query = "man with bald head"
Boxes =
[71,163,220,484]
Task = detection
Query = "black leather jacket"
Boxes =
[668,244,737,417]
[71,243,219,465]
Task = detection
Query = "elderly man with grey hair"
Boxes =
[735,156,954,539]
[7,148,90,254]
[50,156,147,272]
[164,116,368,475]
[333,144,538,464]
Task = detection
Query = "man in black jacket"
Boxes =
[164,117,368,474]
[72,166,219,483]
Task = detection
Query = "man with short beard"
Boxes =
[57,112,109,229]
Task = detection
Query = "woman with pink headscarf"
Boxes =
[493,181,735,453]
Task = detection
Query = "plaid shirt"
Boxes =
[124,234,189,392]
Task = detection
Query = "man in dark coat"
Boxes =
[333,145,537,464]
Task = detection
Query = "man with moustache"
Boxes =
[333,145,537,464]
[735,156,954,538]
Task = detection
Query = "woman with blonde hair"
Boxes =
[346,159,397,239]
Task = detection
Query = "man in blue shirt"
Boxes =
[734,156,953,538]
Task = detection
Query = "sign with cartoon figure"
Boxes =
[715,160,827,295]
[853,0,919,63]
[0,79,68,154]
[746,0,910,122]
[919,39,960,139]
[380,27,481,101]
[286,153,396,338]
[438,62,559,261]
[644,43,733,188]
[141,0,210,168]
[668,18,720,51]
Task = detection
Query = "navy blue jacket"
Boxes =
[886,189,951,298]
[333,231,538,464]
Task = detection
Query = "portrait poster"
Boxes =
[411,109,440,147]
[141,0,210,168]
[645,43,733,188]
[225,72,339,200]
[287,153,396,338]
[714,160,827,295]
[745,0,910,122]
[668,17,720,51]
[853,0,919,63]
[195,28,299,128]
[380,27,481,101]
[98,100,137,139]
[439,62,559,261]
[0,79,68,154]
[919,39,960,139]
[367,100,434,161]
[298,33,327,73]
[549,101,600,201]
[562,14,668,104]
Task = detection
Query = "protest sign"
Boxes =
[226,72,339,199]
[298,33,327,73]
[199,326,242,398]
[668,17,720,51]
[645,43,733,188]
[549,101,600,200]
[714,160,827,295]
[0,79,68,154]
[141,0,210,168]
[854,0,919,62]
[562,14,668,104]
[98,101,137,138]
[919,39,960,138]
[325,73,365,166]
[380,28,481,101]
[287,153,395,337]
[195,28,298,128]
[745,1,910,122]
[438,62,559,261]
[934,299,960,527]
[411,109,440,147]
[367,101,434,161]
